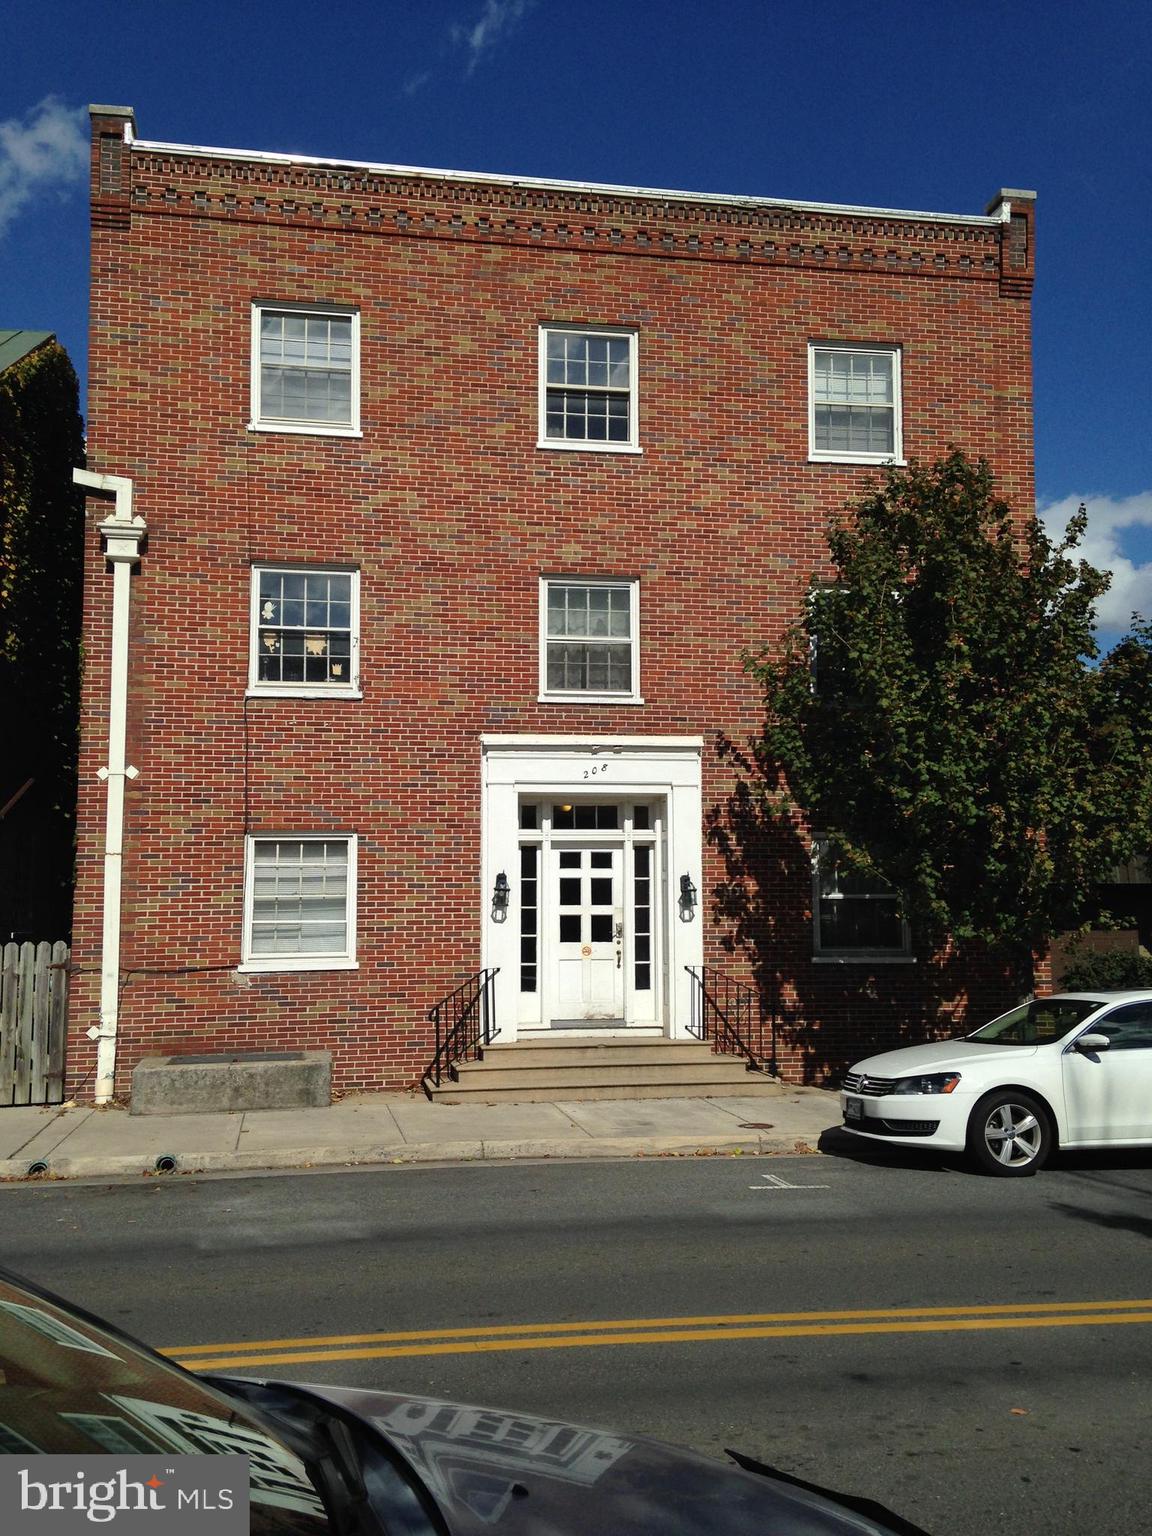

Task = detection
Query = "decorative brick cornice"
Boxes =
[114,148,1011,285]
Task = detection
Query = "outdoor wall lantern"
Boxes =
[679,872,698,921]
[492,871,510,922]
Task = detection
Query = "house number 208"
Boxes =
[583,764,608,779]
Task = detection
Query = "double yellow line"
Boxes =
[165,1299,1152,1373]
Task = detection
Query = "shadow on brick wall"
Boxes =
[705,732,1026,1086]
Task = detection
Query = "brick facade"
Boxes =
[70,107,1036,1099]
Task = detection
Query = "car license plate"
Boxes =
[844,1097,863,1122]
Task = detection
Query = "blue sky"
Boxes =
[3,0,1149,641]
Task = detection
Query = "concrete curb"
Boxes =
[0,1131,823,1183]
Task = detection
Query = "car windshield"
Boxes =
[0,1275,331,1535]
[966,997,1101,1046]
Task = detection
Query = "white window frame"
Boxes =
[249,302,362,437]
[537,325,641,453]
[240,834,359,973]
[808,343,903,465]
[247,564,362,699]
[811,840,913,963]
[539,578,642,704]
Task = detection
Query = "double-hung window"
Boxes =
[540,578,641,702]
[809,343,902,464]
[251,303,360,435]
[248,566,360,697]
[242,836,358,971]
[539,327,639,451]
[812,841,911,960]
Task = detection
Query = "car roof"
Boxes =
[1048,991,1152,1003]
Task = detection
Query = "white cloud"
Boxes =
[1040,491,1152,632]
[0,97,88,241]
[402,71,433,98]
[450,0,535,74]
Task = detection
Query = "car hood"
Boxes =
[292,1383,925,1536]
[848,1039,1039,1079]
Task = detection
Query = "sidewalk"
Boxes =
[0,1085,838,1182]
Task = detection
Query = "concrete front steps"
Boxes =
[428,1036,778,1103]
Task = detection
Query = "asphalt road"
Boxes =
[4,1137,1152,1536]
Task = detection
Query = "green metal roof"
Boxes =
[0,330,54,373]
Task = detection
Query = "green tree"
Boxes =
[747,448,1152,976]
[0,337,85,937]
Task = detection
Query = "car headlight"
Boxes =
[892,1072,961,1095]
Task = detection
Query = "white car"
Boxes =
[840,991,1152,1176]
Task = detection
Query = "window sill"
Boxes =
[538,693,645,706]
[808,454,906,468]
[536,440,643,455]
[246,688,363,701]
[248,422,363,439]
[238,958,359,974]
[813,954,916,965]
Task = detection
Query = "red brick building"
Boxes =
[71,104,1036,1102]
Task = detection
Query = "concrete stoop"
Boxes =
[429,1036,778,1104]
[130,1050,332,1115]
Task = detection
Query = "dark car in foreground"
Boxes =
[0,1268,927,1533]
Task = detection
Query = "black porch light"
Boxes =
[492,871,511,922]
[679,872,698,921]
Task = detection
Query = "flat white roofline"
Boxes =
[128,134,1007,228]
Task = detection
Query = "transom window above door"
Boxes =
[538,326,639,452]
[540,579,641,703]
[249,566,360,697]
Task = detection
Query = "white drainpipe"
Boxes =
[74,469,146,1103]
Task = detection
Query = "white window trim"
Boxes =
[249,301,362,437]
[807,342,904,466]
[538,577,643,705]
[811,840,912,962]
[239,834,359,973]
[246,564,362,699]
[537,325,641,454]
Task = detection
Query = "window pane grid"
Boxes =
[545,390,630,442]
[819,898,905,952]
[544,583,634,694]
[256,569,354,687]
[814,404,894,455]
[249,840,350,957]
[812,348,897,456]
[542,329,634,444]
[520,844,538,993]
[260,366,352,425]
[257,310,354,427]
[634,845,652,992]
[815,847,906,955]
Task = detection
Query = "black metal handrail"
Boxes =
[422,968,501,1096]
[684,965,778,1075]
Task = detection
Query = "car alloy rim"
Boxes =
[983,1102,1043,1166]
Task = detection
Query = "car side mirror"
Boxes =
[1074,1032,1111,1054]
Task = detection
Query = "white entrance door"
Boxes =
[552,845,624,1023]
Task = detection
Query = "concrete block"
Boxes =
[130,1050,331,1116]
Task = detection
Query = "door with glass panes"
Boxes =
[551,845,623,1022]
[517,800,661,1029]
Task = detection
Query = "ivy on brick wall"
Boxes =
[746,448,1152,972]
[0,339,85,937]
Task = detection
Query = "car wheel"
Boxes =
[968,1090,1052,1177]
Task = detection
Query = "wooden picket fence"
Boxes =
[1,941,68,1106]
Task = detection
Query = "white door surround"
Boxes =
[481,735,704,1043]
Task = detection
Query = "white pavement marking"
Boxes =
[750,1171,829,1190]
